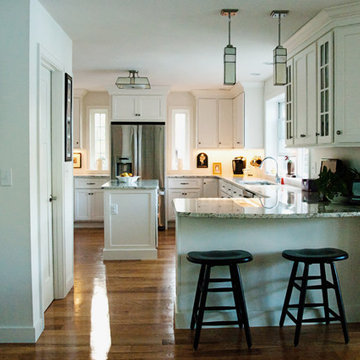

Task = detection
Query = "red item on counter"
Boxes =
[281,177,285,185]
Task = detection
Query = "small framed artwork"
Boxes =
[64,73,73,162]
[213,162,222,175]
[73,153,82,168]
[197,152,208,168]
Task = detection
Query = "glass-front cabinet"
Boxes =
[317,32,333,144]
[285,60,294,146]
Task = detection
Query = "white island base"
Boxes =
[174,198,360,329]
[102,180,158,260]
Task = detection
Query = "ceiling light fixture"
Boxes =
[271,10,289,86]
[221,9,238,85]
[115,70,151,89]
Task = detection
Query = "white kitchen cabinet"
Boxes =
[293,43,317,146]
[73,96,81,149]
[334,24,360,144]
[317,32,333,144]
[285,60,294,146]
[112,95,164,121]
[233,92,245,148]
[75,189,104,221]
[197,99,218,148]
[218,99,233,148]
[202,178,218,198]
[167,189,202,221]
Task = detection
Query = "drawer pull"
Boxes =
[88,192,94,195]
[182,192,187,196]
[180,182,189,185]
[300,134,306,138]
[87,182,96,185]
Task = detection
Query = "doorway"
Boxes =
[39,64,54,311]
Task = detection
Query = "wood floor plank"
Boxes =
[0,227,359,359]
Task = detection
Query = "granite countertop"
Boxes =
[173,185,360,219]
[74,174,110,178]
[102,179,159,190]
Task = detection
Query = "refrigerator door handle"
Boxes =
[137,125,142,177]
[132,126,138,176]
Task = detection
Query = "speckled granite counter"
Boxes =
[102,179,159,190]
[74,174,110,178]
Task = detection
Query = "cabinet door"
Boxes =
[293,43,317,145]
[202,178,218,197]
[317,32,333,144]
[73,97,81,148]
[167,190,184,221]
[75,190,91,221]
[112,96,136,120]
[233,92,245,148]
[335,25,360,144]
[285,60,294,146]
[91,190,104,221]
[197,99,218,148]
[138,96,163,119]
[218,99,233,148]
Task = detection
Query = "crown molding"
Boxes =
[285,2,360,58]
[74,88,88,97]
[107,85,170,96]
[191,82,245,99]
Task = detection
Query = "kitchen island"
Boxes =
[102,179,159,260]
[174,185,360,328]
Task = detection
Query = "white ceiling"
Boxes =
[40,0,356,91]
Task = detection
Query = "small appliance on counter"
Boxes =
[350,179,360,204]
[232,156,246,175]
[301,179,318,192]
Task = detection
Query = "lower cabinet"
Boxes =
[75,189,104,221]
[167,189,201,221]
[202,178,218,197]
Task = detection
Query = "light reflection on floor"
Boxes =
[90,277,111,360]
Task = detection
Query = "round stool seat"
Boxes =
[282,248,348,263]
[187,250,253,266]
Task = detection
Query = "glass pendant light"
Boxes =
[221,9,238,85]
[115,70,151,89]
[271,10,289,86]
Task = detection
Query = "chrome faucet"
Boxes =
[260,156,280,184]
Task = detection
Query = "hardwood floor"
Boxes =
[1,228,360,359]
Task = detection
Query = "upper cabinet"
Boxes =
[286,5,360,147]
[334,24,360,144]
[112,95,165,121]
[196,90,260,150]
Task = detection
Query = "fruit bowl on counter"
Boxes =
[116,173,140,184]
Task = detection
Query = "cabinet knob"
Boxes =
[300,134,306,138]
[135,113,141,117]
[88,192,94,195]
[336,130,342,135]
[198,141,201,144]
[219,142,221,144]
[237,142,240,144]
[316,132,320,136]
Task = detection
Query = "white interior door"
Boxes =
[39,65,54,311]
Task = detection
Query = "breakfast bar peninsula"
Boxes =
[173,183,360,329]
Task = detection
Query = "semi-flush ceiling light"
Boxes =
[271,10,289,86]
[115,70,151,89]
[221,9,238,85]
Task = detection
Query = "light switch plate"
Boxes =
[0,168,12,186]
[111,203,118,215]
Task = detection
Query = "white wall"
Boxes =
[73,91,110,175]
[0,0,72,342]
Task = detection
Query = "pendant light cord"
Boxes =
[278,15,281,46]
[228,13,231,45]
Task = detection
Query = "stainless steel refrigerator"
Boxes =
[111,122,165,229]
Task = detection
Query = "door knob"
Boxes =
[49,194,57,202]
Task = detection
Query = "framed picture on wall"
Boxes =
[73,153,81,168]
[196,152,208,168]
[213,162,222,175]
[64,73,73,162]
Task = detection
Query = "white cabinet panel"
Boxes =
[112,96,137,120]
[233,93,244,148]
[202,178,218,198]
[285,61,294,146]
[167,188,202,221]
[138,96,163,119]
[91,190,104,221]
[293,43,317,145]
[197,99,218,148]
[75,190,91,221]
[218,99,233,148]
[73,97,81,149]
[335,24,360,144]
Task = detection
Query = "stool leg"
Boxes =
[230,264,252,349]
[294,263,309,347]
[279,261,298,327]
[320,263,330,325]
[193,265,211,350]
[190,264,206,330]
[229,265,243,329]
[330,262,349,344]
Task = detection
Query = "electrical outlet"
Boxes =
[111,203,118,215]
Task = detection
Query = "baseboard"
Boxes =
[0,318,44,343]
[103,248,158,260]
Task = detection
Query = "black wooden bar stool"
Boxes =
[279,247,349,346]
[187,250,253,350]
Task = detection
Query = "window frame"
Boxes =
[88,107,110,171]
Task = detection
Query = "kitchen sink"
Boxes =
[241,181,275,185]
